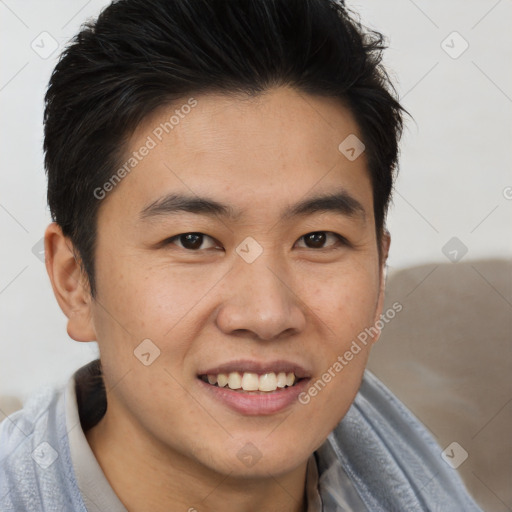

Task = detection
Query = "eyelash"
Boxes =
[164,231,349,251]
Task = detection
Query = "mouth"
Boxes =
[198,371,304,393]
[196,361,311,415]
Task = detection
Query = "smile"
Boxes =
[199,371,299,393]
[196,362,311,415]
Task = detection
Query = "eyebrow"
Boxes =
[139,190,366,223]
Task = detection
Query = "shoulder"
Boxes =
[0,384,86,512]
[328,370,483,511]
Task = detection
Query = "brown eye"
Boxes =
[304,232,327,248]
[167,232,218,251]
[297,231,346,249]
[180,233,203,250]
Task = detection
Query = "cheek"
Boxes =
[305,263,380,340]
[293,266,380,429]
[90,256,222,398]
[93,254,209,340]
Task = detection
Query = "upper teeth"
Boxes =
[205,372,296,392]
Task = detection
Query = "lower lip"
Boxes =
[197,378,310,416]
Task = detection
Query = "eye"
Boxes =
[295,231,347,249]
[166,232,220,251]
[163,231,347,252]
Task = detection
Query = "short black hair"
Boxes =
[44,0,404,297]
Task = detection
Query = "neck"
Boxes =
[85,406,309,512]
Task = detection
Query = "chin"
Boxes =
[207,432,315,479]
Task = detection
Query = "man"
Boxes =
[0,0,482,510]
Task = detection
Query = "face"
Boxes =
[82,87,387,478]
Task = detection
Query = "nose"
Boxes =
[215,256,306,341]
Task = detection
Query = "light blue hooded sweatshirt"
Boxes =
[0,361,483,511]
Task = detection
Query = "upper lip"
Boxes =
[198,359,311,379]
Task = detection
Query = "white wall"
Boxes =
[1,0,511,400]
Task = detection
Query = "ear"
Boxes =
[372,229,391,339]
[44,222,96,342]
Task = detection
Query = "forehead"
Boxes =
[100,87,374,225]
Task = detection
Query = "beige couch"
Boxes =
[1,259,510,511]
[368,259,511,512]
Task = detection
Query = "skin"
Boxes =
[45,86,389,512]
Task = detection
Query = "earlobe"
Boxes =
[44,222,96,342]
